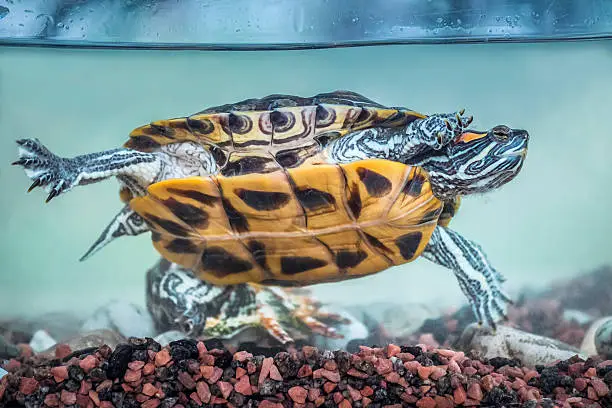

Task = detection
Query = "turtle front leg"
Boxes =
[324,110,473,164]
[146,260,350,344]
[422,225,511,330]
[12,138,160,202]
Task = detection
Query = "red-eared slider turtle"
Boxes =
[13,91,529,343]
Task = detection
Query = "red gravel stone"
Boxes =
[308,388,320,401]
[236,366,247,379]
[259,357,273,384]
[235,375,252,396]
[454,386,467,404]
[124,369,141,383]
[435,395,455,408]
[89,390,100,406]
[79,355,98,373]
[375,358,393,375]
[44,393,60,407]
[386,344,401,357]
[338,399,352,408]
[142,398,160,408]
[348,385,362,401]
[361,386,374,397]
[178,371,196,389]
[79,379,92,394]
[190,392,202,406]
[416,396,436,408]
[324,360,337,371]
[196,381,211,403]
[314,368,340,383]
[324,381,337,393]
[5,359,21,372]
[154,349,171,366]
[269,364,283,381]
[55,344,72,359]
[143,383,157,396]
[218,381,233,399]
[333,391,344,404]
[591,378,610,397]
[19,377,39,395]
[143,362,155,376]
[417,365,433,379]
[467,382,483,401]
[288,386,307,403]
[297,364,312,378]
[60,390,77,405]
[234,351,253,362]
[128,360,145,371]
[347,368,368,378]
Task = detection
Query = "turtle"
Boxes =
[12,90,529,344]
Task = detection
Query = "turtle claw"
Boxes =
[254,286,350,343]
[13,138,77,202]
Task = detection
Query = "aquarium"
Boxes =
[1,1,612,407]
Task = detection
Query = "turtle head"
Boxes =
[416,125,529,200]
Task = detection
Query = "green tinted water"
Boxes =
[1,41,611,319]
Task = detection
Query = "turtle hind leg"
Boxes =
[422,225,512,331]
[146,261,350,344]
[80,204,150,261]
[12,138,160,203]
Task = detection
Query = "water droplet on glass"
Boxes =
[57,22,63,28]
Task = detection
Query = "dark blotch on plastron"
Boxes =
[363,232,392,255]
[280,256,327,275]
[346,182,362,219]
[126,135,161,151]
[167,188,218,207]
[395,231,423,260]
[186,117,215,134]
[166,238,199,254]
[234,188,290,211]
[420,208,442,224]
[228,113,253,134]
[259,278,300,287]
[163,197,209,228]
[246,240,268,270]
[357,167,392,198]
[143,213,191,237]
[221,198,250,233]
[403,173,425,197]
[295,187,336,212]
[201,246,252,276]
[334,249,368,269]
[151,231,162,242]
[222,156,273,177]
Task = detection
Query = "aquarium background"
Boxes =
[1,41,611,321]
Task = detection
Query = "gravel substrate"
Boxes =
[2,337,612,408]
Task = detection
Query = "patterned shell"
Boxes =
[124,91,426,177]
[129,158,446,287]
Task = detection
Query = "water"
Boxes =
[1,41,611,342]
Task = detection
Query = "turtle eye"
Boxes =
[491,125,511,142]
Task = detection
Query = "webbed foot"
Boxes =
[422,225,511,331]
[12,138,77,202]
[413,110,474,150]
[146,260,351,344]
